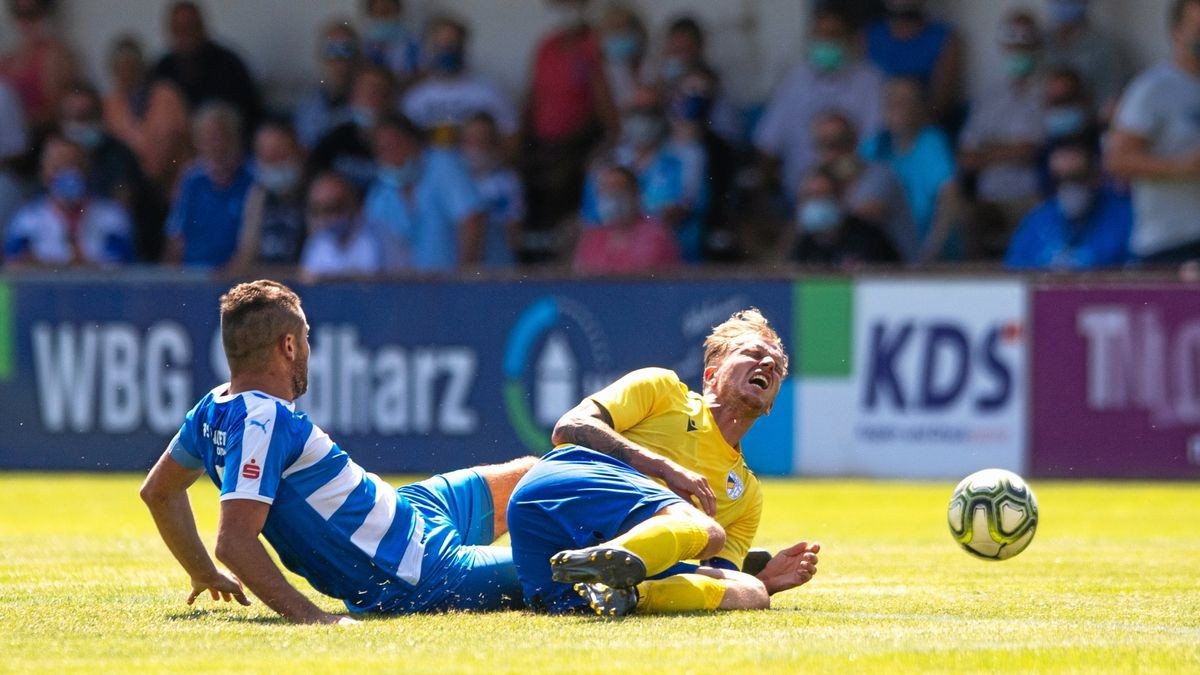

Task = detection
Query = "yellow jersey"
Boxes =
[587,367,761,569]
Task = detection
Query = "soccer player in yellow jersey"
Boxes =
[507,309,819,615]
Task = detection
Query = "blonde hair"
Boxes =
[703,308,788,377]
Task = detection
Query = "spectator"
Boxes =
[1107,0,1200,264]
[582,86,703,261]
[3,136,133,267]
[598,4,650,112]
[865,0,962,129]
[228,122,307,275]
[0,168,20,248]
[362,115,485,272]
[792,165,900,267]
[574,164,680,273]
[523,0,618,263]
[360,0,421,86]
[957,11,1045,258]
[307,66,394,190]
[165,103,253,268]
[401,14,518,148]
[59,82,158,260]
[1006,142,1131,270]
[1036,66,1102,196]
[294,21,361,150]
[0,0,77,135]
[151,1,262,130]
[655,16,742,144]
[811,110,916,261]
[755,6,885,202]
[102,35,191,192]
[300,171,380,281]
[862,77,959,261]
[1044,0,1127,120]
[0,79,28,163]
[460,112,524,268]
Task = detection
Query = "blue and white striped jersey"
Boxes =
[169,385,426,611]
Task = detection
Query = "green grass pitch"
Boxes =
[1,473,1197,673]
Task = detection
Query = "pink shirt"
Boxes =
[573,216,681,274]
[529,28,602,141]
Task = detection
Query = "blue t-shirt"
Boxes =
[166,163,253,267]
[363,149,482,271]
[866,19,952,85]
[861,127,956,239]
[169,386,426,612]
[1004,188,1133,270]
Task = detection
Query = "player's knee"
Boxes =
[700,521,726,559]
[720,575,770,611]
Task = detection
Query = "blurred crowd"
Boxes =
[1,0,1200,277]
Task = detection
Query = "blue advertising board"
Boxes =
[0,278,794,474]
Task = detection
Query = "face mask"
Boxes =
[1048,0,1088,27]
[1044,106,1088,138]
[799,198,842,233]
[1006,53,1037,79]
[672,92,713,123]
[623,113,664,148]
[603,33,640,63]
[662,56,687,82]
[1056,183,1094,221]
[364,19,404,44]
[49,168,87,204]
[255,162,300,194]
[828,155,860,182]
[597,194,637,224]
[351,106,378,130]
[323,38,358,61]
[326,215,357,239]
[378,160,419,188]
[64,123,104,150]
[809,40,848,74]
[431,48,464,75]
[462,147,496,173]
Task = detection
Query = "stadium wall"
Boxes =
[0,275,1196,480]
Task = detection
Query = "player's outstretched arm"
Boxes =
[552,400,717,515]
[140,451,251,608]
[754,541,820,595]
[215,499,357,625]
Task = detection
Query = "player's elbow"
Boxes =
[698,520,727,560]
[214,532,249,570]
[139,477,169,507]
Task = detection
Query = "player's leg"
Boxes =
[471,455,538,539]
[576,568,768,617]
[549,501,726,587]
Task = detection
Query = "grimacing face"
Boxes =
[703,334,786,416]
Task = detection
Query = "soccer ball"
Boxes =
[947,468,1038,561]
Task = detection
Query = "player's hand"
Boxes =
[656,458,717,516]
[188,570,252,606]
[755,541,820,595]
[313,613,359,626]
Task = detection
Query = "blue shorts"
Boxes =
[377,468,522,613]
[506,445,685,613]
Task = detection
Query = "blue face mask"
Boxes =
[1056,183,1095,221]
[378,160,419,188]
[1044,106,1088,138]
[603,33,640,62]
[351,106,377,130]
[672,92,713,123]
[327,216,357,239]
[622,113,664,149]
[49,168,87,203]
[1006,52,1037,79]
[431,48,464,74]
[809,40,847,74]
[596,194,636,224]
[323,38,358,61]
[799,198,842,233]
[255,162,301,194]
[365,19,405,44]
[65,123,104,150]
[662,56,686,82]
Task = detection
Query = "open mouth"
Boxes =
[749,373,770,390]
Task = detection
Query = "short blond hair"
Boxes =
[703,308,788,377]
[219,280,305,372]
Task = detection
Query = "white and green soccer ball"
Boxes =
[947,468,1038,561]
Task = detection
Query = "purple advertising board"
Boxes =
[1032,286,1200,479]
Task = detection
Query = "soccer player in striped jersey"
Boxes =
[507,309,819,615]
[139,280,535,624]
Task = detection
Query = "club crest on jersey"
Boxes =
[242,459,261,480]
[726,470,744,500]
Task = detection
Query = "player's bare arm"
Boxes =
[552,399,717,515]
[216,499,357,625]
[754,541,821,595]
[139,451,250,608]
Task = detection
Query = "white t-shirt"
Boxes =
[958,79,1044,204]
[300,227,381,279]
[1113,61,1200,256]
[401,74,519,136]
[754,60,884,200]
[4,197,132,266]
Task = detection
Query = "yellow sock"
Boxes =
[607,515,710,577]
[635,574,727,613]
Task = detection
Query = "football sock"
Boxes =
[607,515,710,577]
[635,574,727,613]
